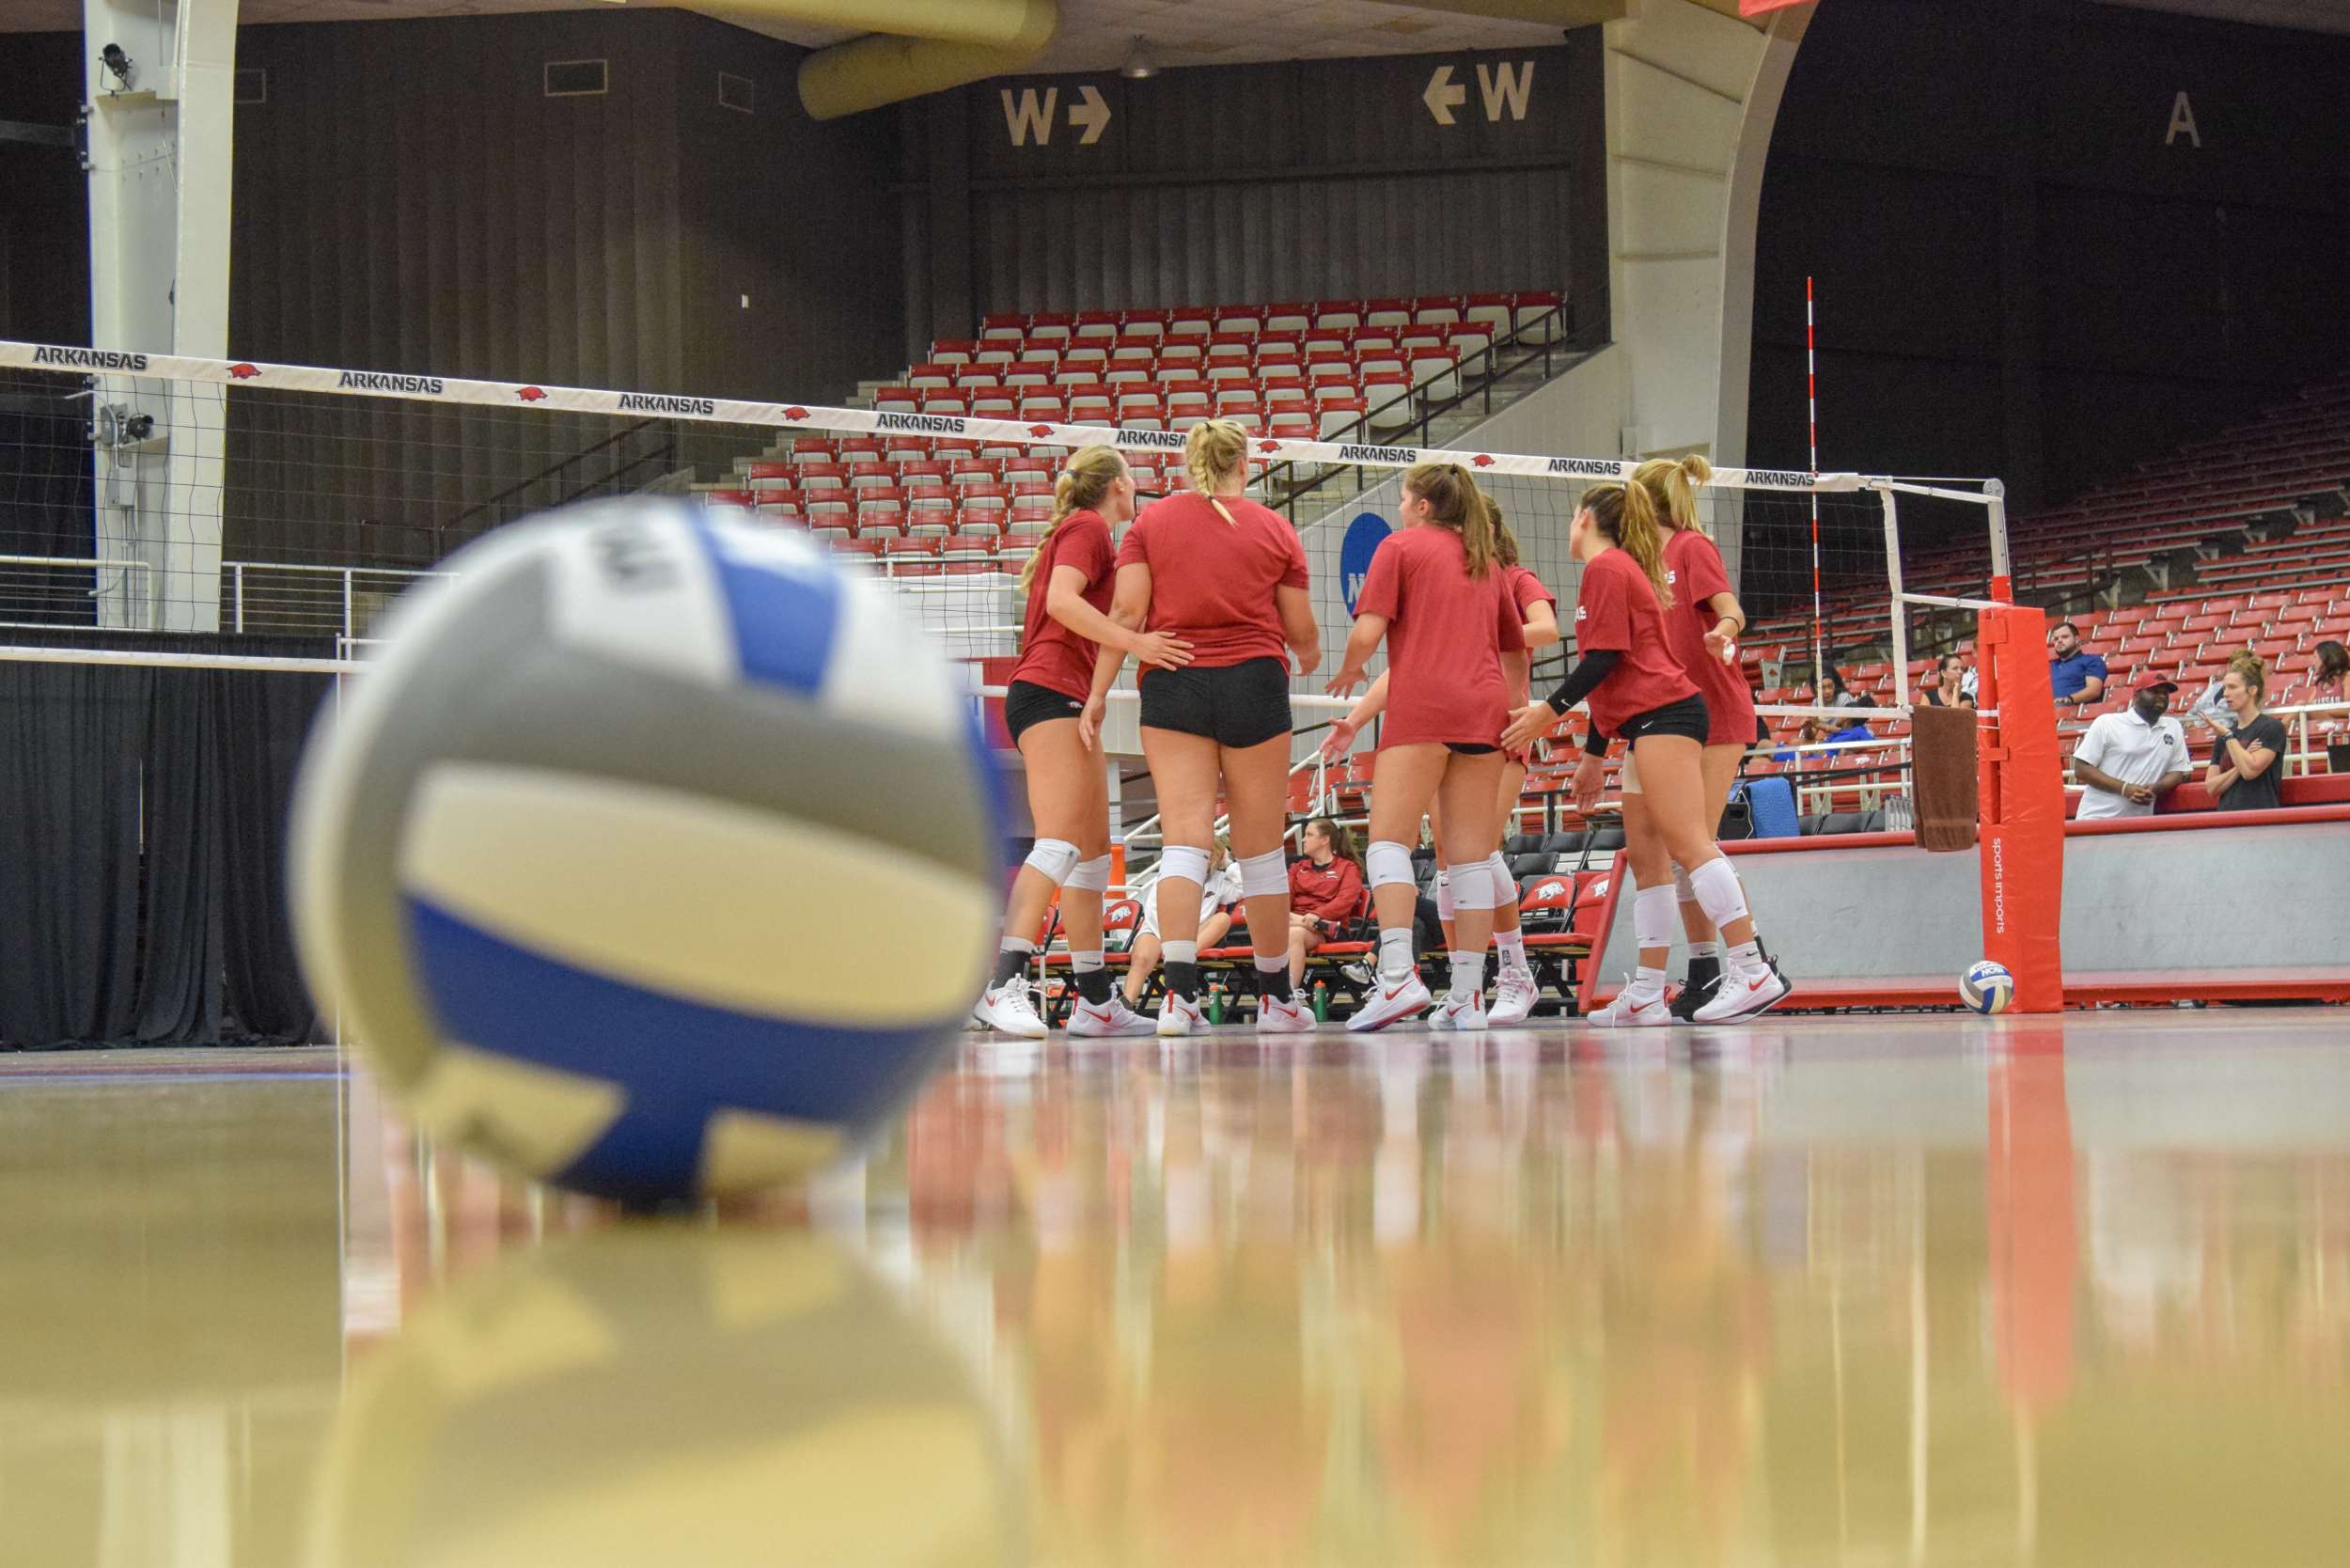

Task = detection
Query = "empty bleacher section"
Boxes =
[692,290,1570,582]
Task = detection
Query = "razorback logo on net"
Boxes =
[1258,440,1280,454]
[515,385,548,402]
[1028,424,1054,437]
[784,406,809,420]
[227,363,261,380]
[1472,453,1494,467]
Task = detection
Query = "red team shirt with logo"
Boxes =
[1354,525,1527,747]
[1574,547,1698,738]
[1663,526,1758,746]
[1116,494,1309,667]
[1501,564,1557,760]
[1009,509,1118,701]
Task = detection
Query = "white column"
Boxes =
[84,0,239,631]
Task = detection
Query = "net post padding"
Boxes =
[1974,601,2065,1013]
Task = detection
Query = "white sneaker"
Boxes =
[1487,966,1538,1026]
[1156,994,1205,1037]
[971,979,1047,1039]
[1347,972,1433,1033]
[1256,996,1315,1034]
[1587,985,1673,1027]
[1692,964,1792,1024]
[1067,993,1154,1038]
[1429,990,1487,1031]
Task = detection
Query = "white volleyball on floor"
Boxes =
[1959,960,2014,1016]
[290,500,1003,1205]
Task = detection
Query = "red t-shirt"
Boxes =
[1009,510,1117,701]
[1574,547,1698,738]
[1504,565,1557,706]
[1289,855,1363,923]
[1115,493,1310,668]
[1663,526,1758,745]
[1355,526,1526,748]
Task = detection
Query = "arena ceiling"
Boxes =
[5,0,2343,49]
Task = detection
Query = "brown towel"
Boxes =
[1912,703,1979,852]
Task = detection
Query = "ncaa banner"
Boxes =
[1339,513,1391,616]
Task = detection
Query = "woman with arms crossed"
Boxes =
[1325,463,1528,1032]
[973,446,1195,1038]
[1501,481,1791,1024]
[1084,419,1322,1036]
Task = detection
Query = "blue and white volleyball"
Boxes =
[290,500,1002,1204]
[1959,960,2014,1015]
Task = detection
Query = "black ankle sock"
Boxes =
[1166,960,1200,1000]
[1074,967,1113,1005]
[1256,967,1293,1003]
[994,949,1032,988]
[1684,953,1722,991]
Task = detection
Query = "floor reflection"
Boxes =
[8,1013,2350,1565]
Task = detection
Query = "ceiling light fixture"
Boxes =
[1120,36,1157,80]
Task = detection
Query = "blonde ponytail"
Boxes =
[1585,481,1673,609]
[1019,444,1127,594]
[1631,453,1713,536]
[1401,462,1496,578]
[1184,418,1248,525]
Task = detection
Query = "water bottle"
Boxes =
[1207,979,1227,1026]
[1311,980,1330,1022]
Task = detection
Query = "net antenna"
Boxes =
[1807,274,1825,690]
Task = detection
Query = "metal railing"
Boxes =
[0,553,157,631]
[223,560,450,639]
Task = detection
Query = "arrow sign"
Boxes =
[1423,65,1465,127]
[1069,85,1111,145]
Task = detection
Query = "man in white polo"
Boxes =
[2072,675,2190,819]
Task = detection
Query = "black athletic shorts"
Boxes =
[1137,657,1292,749]
[1446,742,1499,756]
[1004,680,1085,745]
[1617,692,1712,745]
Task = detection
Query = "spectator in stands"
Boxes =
[1122,839,1240,1010]
[1824,668,1867,709]
[1920,652,1974,709]
[2195,650,2288,810]
[2046,620,2107,704]
[2072,677,2189,820]
[1285,817,1364,991]
[1773,717,1830,767]
[2311,639,2347,711]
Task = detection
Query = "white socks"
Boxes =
[1448,951,1483,1000]
[1495,929,1528,972]
[1624,965,1668,1004]
[1377,927,1415,980]
[1728,940,1767,980]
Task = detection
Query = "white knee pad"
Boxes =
[1236,849,1289,898]
[1632,884,1680,948]
[1445,861,1496,912]
[1672,863,1696,904]
[1687,856,1750,930]
[1365,839,1416,891]
[1024,837,1080,886]
[1485,850,1518,910]
[1156,844,1212,887]
[1065,854,1111,893]
[1434,869,1455,921]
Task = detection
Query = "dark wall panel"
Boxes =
[0,33,92,348]
[908,35,1606,345]
[1751,0,2350,526]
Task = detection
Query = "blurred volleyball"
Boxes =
[1959,960,2013,1015]
[290,500,1002,1204]
[305,1228,1022,1568]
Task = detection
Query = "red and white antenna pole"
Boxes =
[1806,274,1825,694]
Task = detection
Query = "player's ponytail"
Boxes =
[1585,481,1673,609]
[1022,444,1127,594]
[1402,462,1496,578]
[2228,647,2268,705]
[1631,454,1712,536]
[1488,494,1522,570]
[1184,418,1248,525]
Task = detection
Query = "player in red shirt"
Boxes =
[972,446,1194,1040]
[1325,463,1528,1031]
[1283,816,1364,992]
[1637,455,1776,1019]
[1319,502,1559,1023]
[1082,419,1322,1037]
[1501,481,1791,1024]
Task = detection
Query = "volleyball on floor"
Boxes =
[290,499,1002,1205]
[1959,960,2014,1015]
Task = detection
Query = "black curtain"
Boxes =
[0,635,331,1048]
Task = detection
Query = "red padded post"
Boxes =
[1976,601,2066,1011]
